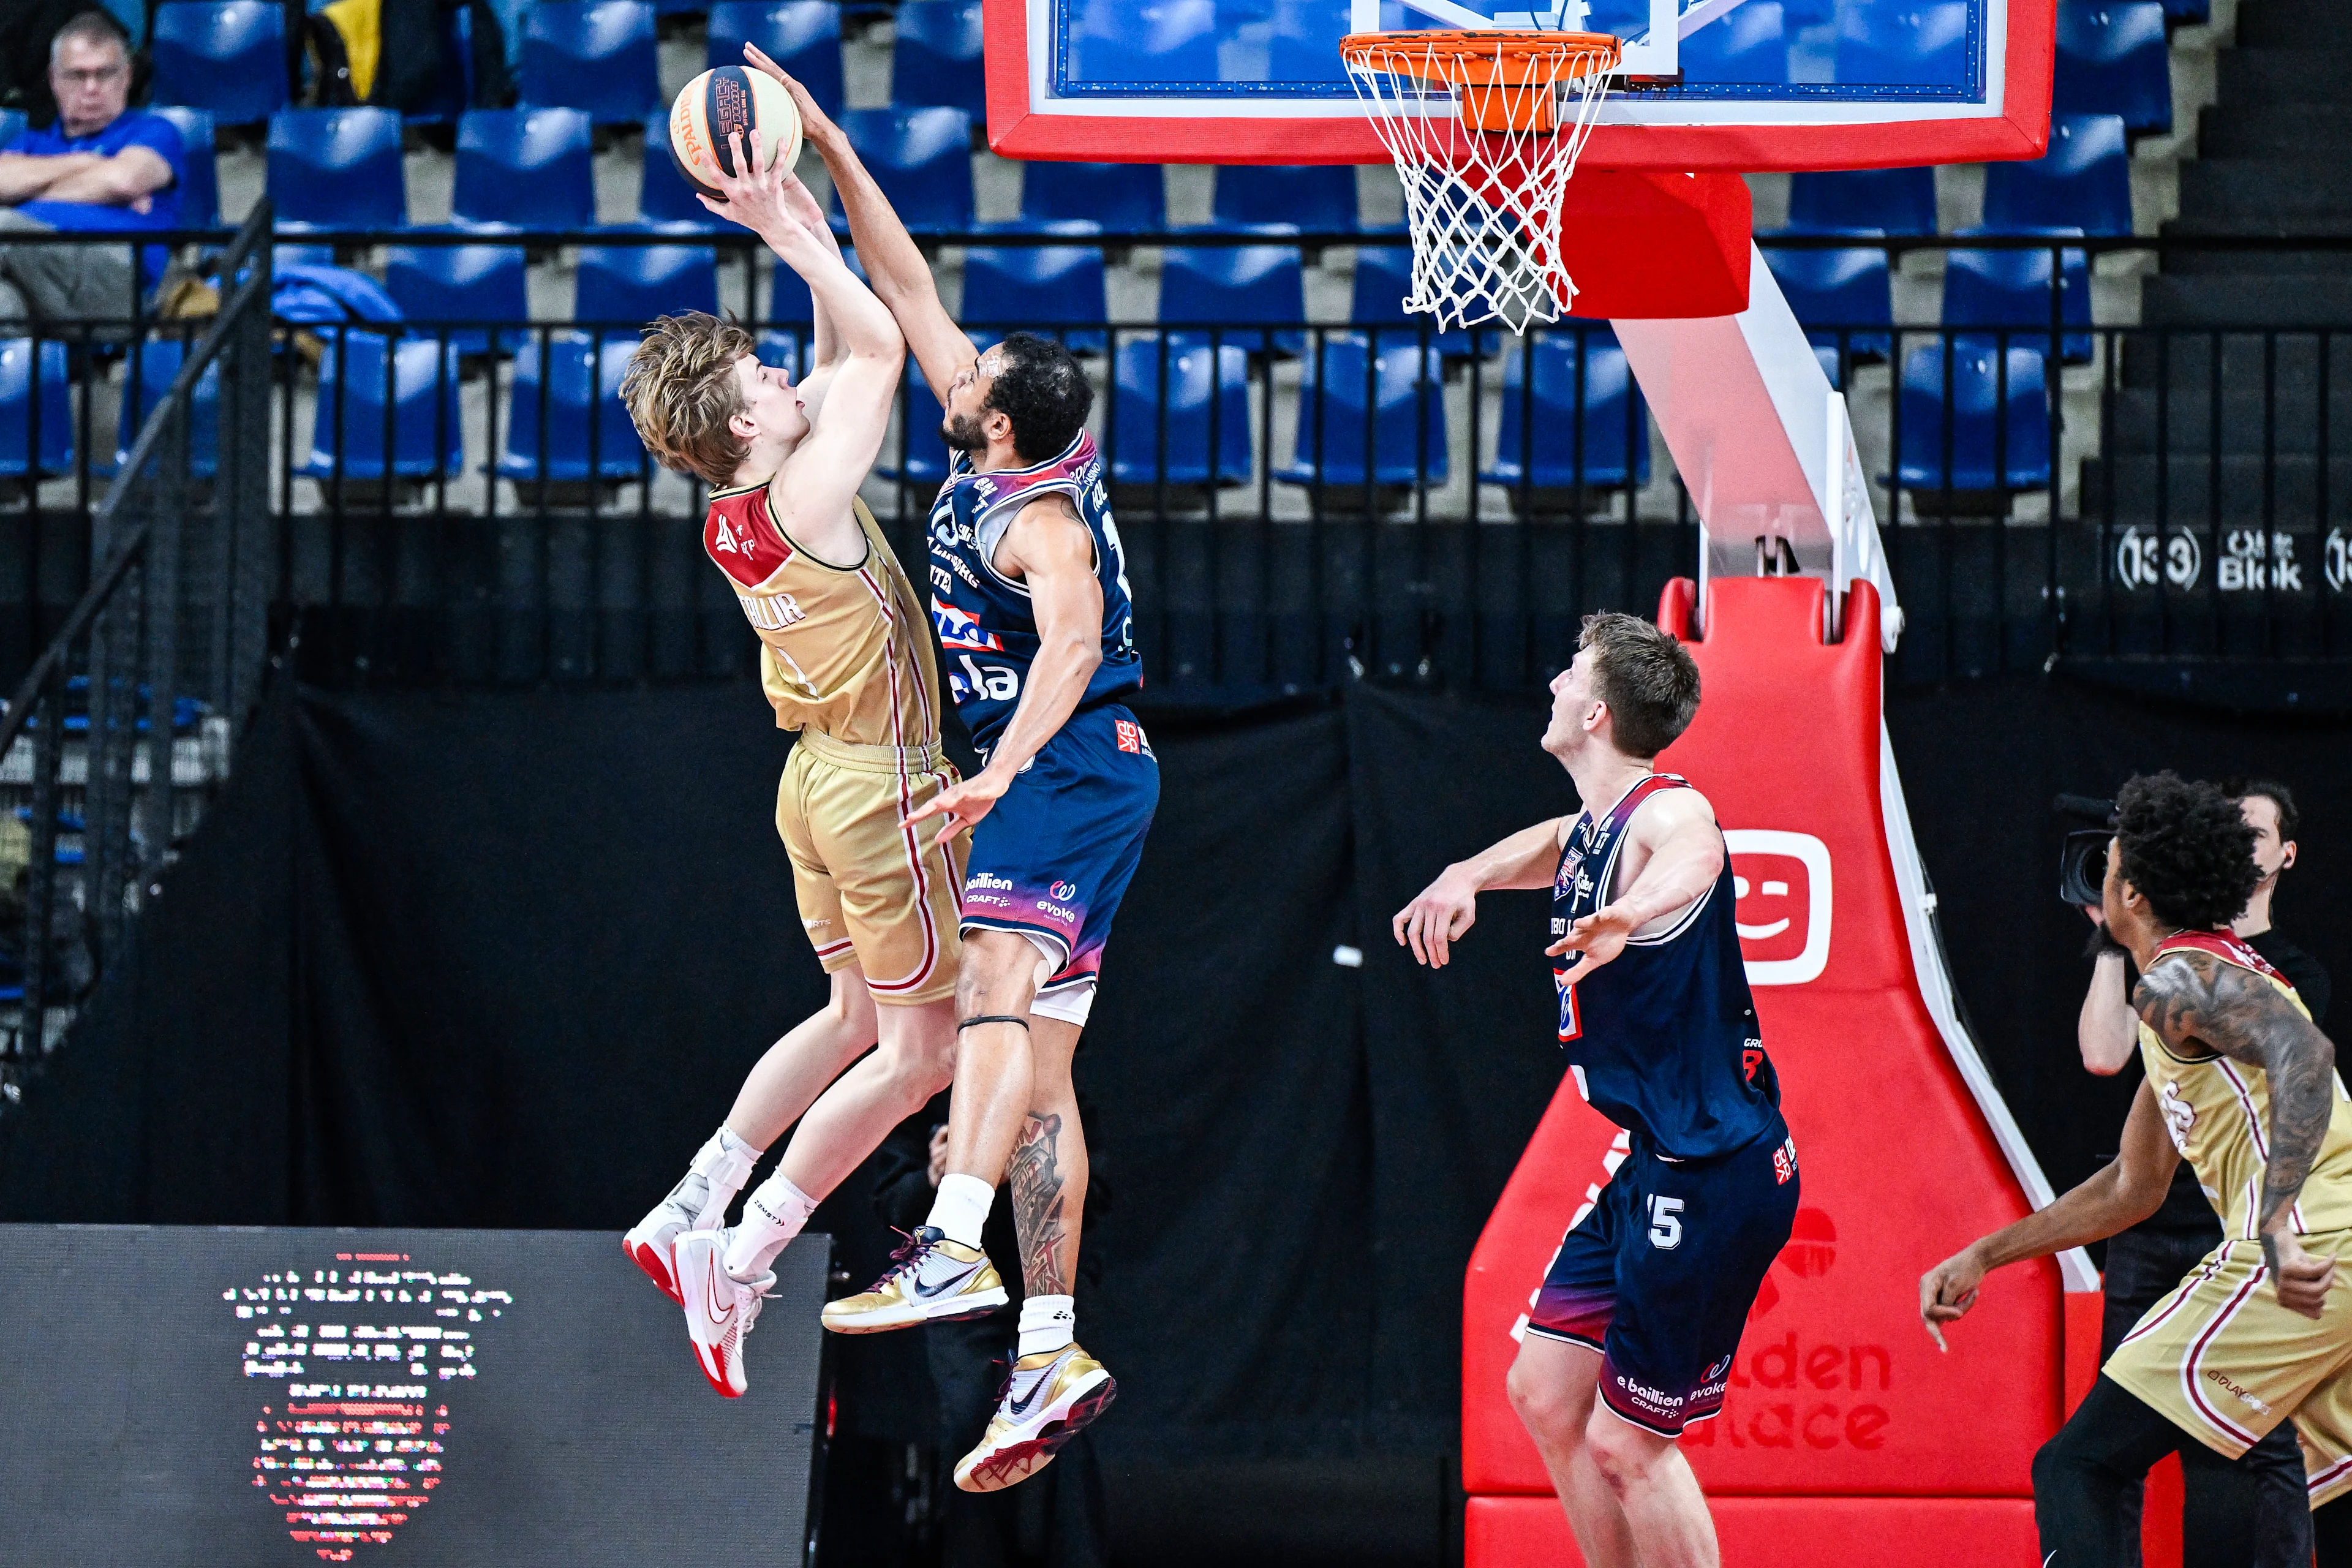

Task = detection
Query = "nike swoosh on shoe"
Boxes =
[911,1259,982,1300]
[1008,1374,1054,1418]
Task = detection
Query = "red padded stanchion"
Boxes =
[1462,578,2075,1556]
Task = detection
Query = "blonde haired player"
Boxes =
[617,128,997,1398]
[1922,772,2352,1561]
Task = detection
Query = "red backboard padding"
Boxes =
[1465,1493,2041,1565]
[1461,578,2065,1507]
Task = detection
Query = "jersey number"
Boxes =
[1647,1196,1684,1250]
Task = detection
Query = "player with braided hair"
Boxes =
[1921,772,2352,1564]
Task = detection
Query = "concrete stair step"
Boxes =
[2197,104,2352,160]
[2169,164,2352,237]
[2216,52,2352,108]
[2103,388,2350,454]
[2232,0,2341,50]
[2077,453,2352,524]
[2140,271,2352,326]
[2118,326,2352,389]
[2158,249,2352,278]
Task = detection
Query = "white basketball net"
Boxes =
[1342,32,1619,333]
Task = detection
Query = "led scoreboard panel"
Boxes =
[0,1226,830,1566]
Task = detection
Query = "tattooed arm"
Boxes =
[2139,949,2341,1317]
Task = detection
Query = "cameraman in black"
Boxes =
[2073,778,2332,1564]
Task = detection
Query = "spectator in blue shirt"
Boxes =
[0,11,186,325]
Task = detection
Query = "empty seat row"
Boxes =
[1765,232,2093,366]
[1782,116,2133,238]
[149,0,987,127]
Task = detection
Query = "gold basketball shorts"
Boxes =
[774,729,965,1007]
[2104,1232,2352,1507]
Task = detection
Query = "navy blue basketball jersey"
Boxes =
[1551,774,1781,1161]
[925,431,1142,747]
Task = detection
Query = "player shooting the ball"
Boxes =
[617,126,979,1400]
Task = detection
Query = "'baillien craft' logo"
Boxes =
[227,1253,513,1561]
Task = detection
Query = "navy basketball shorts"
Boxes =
[960,703,1159,1027]
[1525,1115,1801,1438]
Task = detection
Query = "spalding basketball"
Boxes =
[668,66,802,201]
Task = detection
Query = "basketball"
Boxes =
[667,66,802,202]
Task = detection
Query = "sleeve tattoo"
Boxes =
[2135,951,2340,1271]
[1008,1112,1069,1295]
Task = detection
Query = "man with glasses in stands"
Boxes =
[0,11,185,326]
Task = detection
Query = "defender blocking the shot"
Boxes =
[1922,774,2352,1562]
[615,129,987,1398]
[755,50,1155,1493]
[1394,612,1798,1568]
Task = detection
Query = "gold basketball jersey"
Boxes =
[2137,929,2352,1240]
[703,486,939,749]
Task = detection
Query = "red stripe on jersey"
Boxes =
[2152,929,2294,992]
[704,488,794,589]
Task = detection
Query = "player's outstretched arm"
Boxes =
[700,129,903,560]
[1918,1078,2179,1350]
[747,47,976,400]
[1392,818,1567,969]
[1545,789,1722,973]
[904,498,1102,848]
[2138,949,2341,1317]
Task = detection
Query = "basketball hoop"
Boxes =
[1340,29,1622,332]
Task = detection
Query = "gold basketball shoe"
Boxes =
[954,1343,1118,1493]
[821,1226,1008,1334]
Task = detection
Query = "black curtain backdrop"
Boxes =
[4,670,2349,1562]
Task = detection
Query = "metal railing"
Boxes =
[0,206,274,1102]
[2,227,2348,698]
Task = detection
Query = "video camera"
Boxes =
[2056,794,2117,906]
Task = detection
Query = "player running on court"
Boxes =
[1921,772,2352,1562]
[616,127,974,1398]
[750,48,1156,1494]
[1393,612,1800,1568]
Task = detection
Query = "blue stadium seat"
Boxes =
[499,334,649,482]
[1276,332,1447,489]
[2053,1,2171,136]
[111,337,221,477]
[961,222,1109,353]
[765,243,878,324]
[707,2,845,118]
[1212,165,1357,233]
[266,108,406,231]
[637,119,720,228]
[1683,1,1788,84]
[1942,227,2092,363]
[1265,0,1351,81]
[0,339,72,477]
[454,108,597,232]
[891,1,986,117]
[1981,113,2132,235]
[2157,0,2206,23]
[1896,337,2051,492]
[300,333,464,481]
[1760,236,1893,359]
[385,244,530,356]
[1483,330,1649,492]
[879,355,952,484]
[148,107,219,228]
[1158,229,1305,355]
[151,1,287,126]
[1019,162,1164,232]
[575,244,722,335]
[1109,333,1251,488]
[1067,0,1219,82]
[519,0,662,125]
[1834,0,1969,88]
[755,330,802,379]
[1785,167,1938,236]
[1348,244,1475,356]
[834,109,976,232]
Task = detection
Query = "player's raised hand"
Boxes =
[1392,868,1479,968]
[905,769,1009,851]
[1917,1248,1985,1352]
[1545,904,1636,973]
[742,45,843,147]
[2269,1234,2336,1319]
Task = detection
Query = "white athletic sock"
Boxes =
[682,1125,761,1230]
[926,1173,995,1249]
[724,1171,818,1280]
[1018,1294,1075,1358]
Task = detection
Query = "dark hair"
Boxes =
[50,9,130,62]
[2114,771,2261,931]
[985,332,1091,464]
[1578,611,1701,758]
[2225,777,2301,841]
